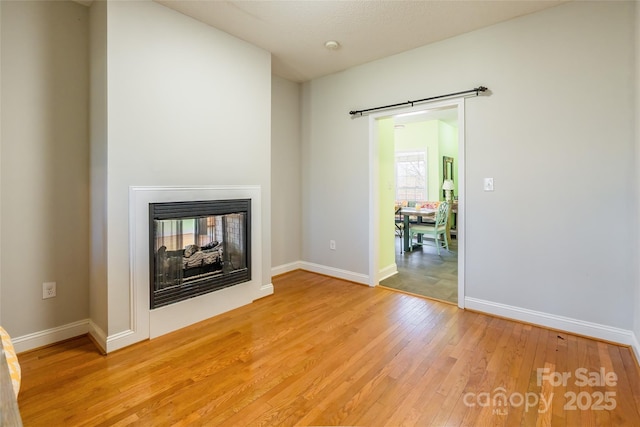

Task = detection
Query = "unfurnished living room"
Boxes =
[1,0,639,425]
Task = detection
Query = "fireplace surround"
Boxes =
[121,185,268,348]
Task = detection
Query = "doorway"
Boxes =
[368,99,465,308]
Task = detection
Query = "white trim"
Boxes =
[466,297,635,346]
[88,320,107,353]
[368,99,466,306]
[379,263,398,282]
[368,116,380,286]
[631,333,640,363]
[299,261,369,286]
[12,319,89,353]
[148,283,250,339]
[271,261,303,277]
[456,100,466,309]
[257,283,274,299]
[106,329,139,353]
[127,185,264,349]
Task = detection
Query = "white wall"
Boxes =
[302,1,636,330]
[0,1,90,336]
[271,76,302,270]
[102,1,271,337]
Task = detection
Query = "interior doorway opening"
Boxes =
[368,99,465,308]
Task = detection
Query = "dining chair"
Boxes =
[395,207,404,236]
[408,201,450,255]
[394,206,404,253]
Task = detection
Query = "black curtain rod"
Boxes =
[349,86,488,116]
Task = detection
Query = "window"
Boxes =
[395,151,427,201]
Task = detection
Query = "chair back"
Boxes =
[394,205,402,222]
[435,201,450,228]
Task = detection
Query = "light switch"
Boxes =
[484,178,494,192]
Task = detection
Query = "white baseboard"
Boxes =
[298,261,369,286]
[271,261,303,277]
[257,283,274,299]
[106,329,140,353]
[14,281,274,355]
[465,297,634,346]
[379,263,398,282]
[12,319,89,353]
[88,320,107,353]
[631,332,640,363]
[272,261,370,286]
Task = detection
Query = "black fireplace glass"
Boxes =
[149,199,250,308]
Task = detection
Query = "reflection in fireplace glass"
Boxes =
[152,210,248,307]
[150,200,251,308]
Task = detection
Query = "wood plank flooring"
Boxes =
[16,270,640,426]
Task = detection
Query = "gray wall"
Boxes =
[89,0,108,339]
[0,0,273,348]
[301,1,636,329]
[271,76,302,269]
[0,1,90,336]
[102,1,271,336]
[634,0,640,354]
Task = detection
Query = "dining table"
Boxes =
[398,207,436,252]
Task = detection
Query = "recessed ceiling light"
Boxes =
[324,40,340,50]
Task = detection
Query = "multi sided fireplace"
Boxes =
[149,199,251,309]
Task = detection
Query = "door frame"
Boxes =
[367,98,466,309]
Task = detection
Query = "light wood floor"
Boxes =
[17,271,640,426]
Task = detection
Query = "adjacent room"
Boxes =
[378,106,460,304]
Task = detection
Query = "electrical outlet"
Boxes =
[329,240,336,250]
[43,282,56,299]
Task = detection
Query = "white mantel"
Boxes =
[105,185,271,349]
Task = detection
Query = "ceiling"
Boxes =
[154,0,567,83]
